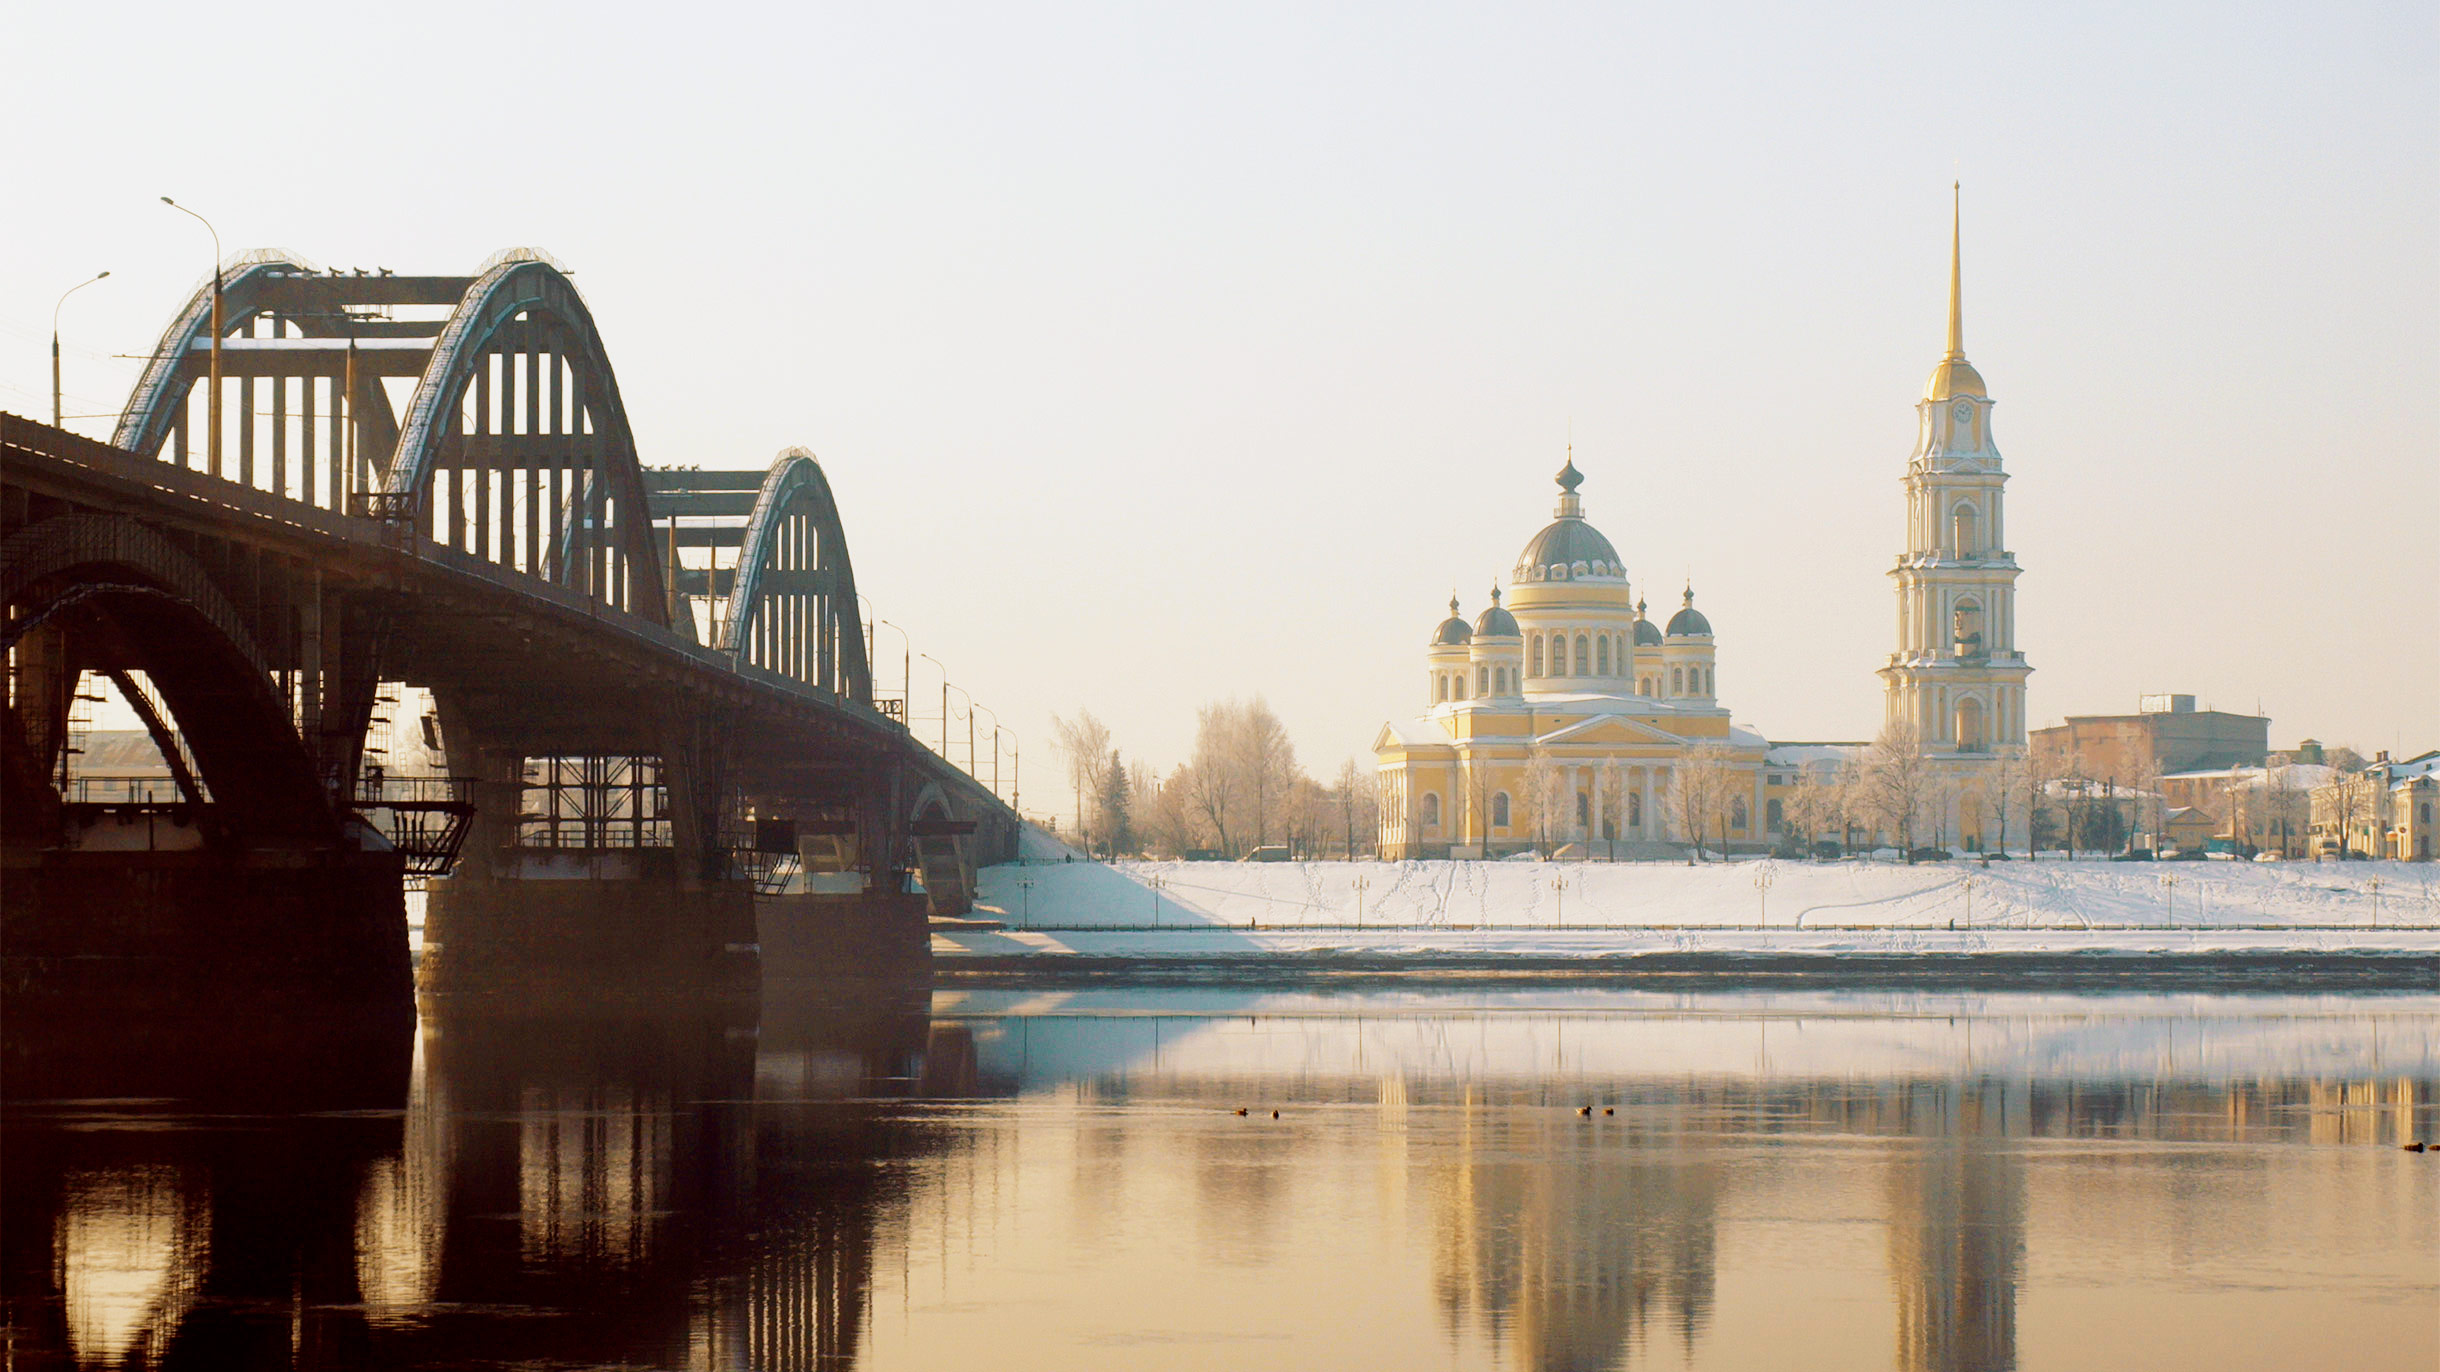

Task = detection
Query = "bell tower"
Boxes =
[1879,186,2031,756]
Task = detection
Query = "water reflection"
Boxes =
[2,988,2433,1370]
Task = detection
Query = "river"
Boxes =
[6,983,2433,1370]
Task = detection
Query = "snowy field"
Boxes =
[944,840,2440,964]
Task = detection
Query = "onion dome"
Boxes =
[1664,585,1712,637]
[1514,457,1624,581]
[1473,584,1520,638]
[1432,595,1473,646]
[1633,598,1664,646]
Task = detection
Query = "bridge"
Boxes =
[1,250,1018,1008]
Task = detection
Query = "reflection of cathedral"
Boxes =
[1885,1083,2025,1372]
[1428,1107,1719,1371]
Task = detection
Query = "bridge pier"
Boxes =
[0,847,411,1021]
[418,855,759,1005]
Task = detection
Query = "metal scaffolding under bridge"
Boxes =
[2,250,1018,1004]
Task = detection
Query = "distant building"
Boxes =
[2310,750,2438,860]
[2029,695,2268,784]
[2158,762,2334,857]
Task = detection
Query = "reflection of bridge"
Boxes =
[2,251,1015,1002]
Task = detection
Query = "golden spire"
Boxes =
[1946,181,1965,361]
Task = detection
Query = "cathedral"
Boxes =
[1375,193,2028,858]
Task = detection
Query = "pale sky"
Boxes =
[6,2,2434,820]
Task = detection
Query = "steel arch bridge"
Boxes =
[5,250,1014,1002]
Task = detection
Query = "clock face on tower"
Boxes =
[1952,402,1973,426]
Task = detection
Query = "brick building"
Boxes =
[2029,694,2268,784]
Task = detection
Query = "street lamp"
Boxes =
[971,702,1000,799]
[945,681,975,776]
[160,197,223,477]
[917,652,948,758]
[51,271,110,428]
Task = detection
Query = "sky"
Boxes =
[5,1,2434,820]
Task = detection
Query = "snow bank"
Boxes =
[945,856,2440,963]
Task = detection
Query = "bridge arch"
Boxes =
[1,514,337,846]
[114,254,320,463]
[717,448,871,702]
[386,255,670,625]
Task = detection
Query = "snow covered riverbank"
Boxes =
[938,853,2440,971]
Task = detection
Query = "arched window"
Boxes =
[1597,637,1610,674]
[1951,501,1979,557]
[1478,666,1489,695]
[1672,667,1683,694]
[1952,598,1985,659]
[1421,792,1441,829]
[1955,696,1986,752]
[1732,796,1748,829]
[1574,634,1589,674]
[1530,635,1543,676]
[1629,792,1643,825]
[1435,676,1446,702]
[1492,792,1511,827]
[1705,667,1714,696]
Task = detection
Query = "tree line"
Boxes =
[1050,699,1379,859]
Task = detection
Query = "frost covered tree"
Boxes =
[1051,710,1112,845]
[1519,748,1562,852]
[1667,742,1735,862]
[1862,724,1934,860]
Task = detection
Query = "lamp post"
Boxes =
[51,271,110,428]
[160,197,223,477]
[1008,733,1020,811]
[944,681,974,776]
[1755,861,1776,930]
[971,703,1001,799]
[917,652,948,759]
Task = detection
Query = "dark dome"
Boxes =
[1516,518,1622,577]
[1432,595,1472,646]
[1665,586,1711,637]
[1634,619,1664,646]
[1473,585,1519,637]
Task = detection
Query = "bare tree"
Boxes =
[2126,749,2164,854]
[2262,763,2306,858]
[1862,724,1935,860]
[1331,757,1374,860]
[1141,763,1201,857]
[1050,711,1112,846]
[1667,743,1735,862]
[1519,748,1562,853]
[1784,761,1836,856]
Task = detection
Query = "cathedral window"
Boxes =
[1530,635,1543,676]
[1672,667,1683,694]
[1477,666,1489,695]
[1597,637,1610,675]
[1629,793,1642,825]
[1952,502,1980,557]
[1492,792,1510,827]
[1421,792,1441,830]
[1705,667,1714,695]
[1576,792,1590,827]
[1732,796,1748,829]
[1574,635,1589,674]
[1768,798,1783,829]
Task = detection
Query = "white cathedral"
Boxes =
[1376,192,2029,857]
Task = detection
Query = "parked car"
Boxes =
[1810,840,1844,861]
[1907,847,1952,863]
[2108,849,2155,862]
[1240,845,1291,863]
